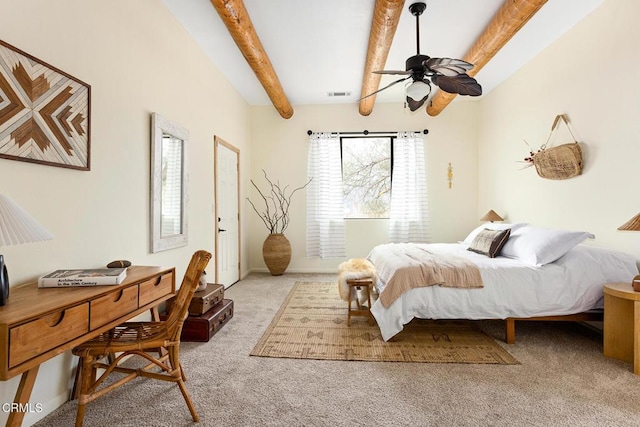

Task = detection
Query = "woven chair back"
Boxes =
[166,250,212,340]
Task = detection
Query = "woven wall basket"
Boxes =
[534,142,583,180]
[533,114,583,180]
[262,233,292,276]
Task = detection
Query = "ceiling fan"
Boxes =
[362,2,482,112]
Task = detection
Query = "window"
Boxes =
[307,130,429,249]
[341,136,392,218]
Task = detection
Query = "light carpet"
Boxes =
[32,273,640,427]
[251,281,518,364]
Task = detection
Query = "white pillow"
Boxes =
[500,225,595,266]
[462,223,527,246]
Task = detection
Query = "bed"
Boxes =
[368,224,640,343]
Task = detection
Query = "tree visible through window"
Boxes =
[341,137,391,218]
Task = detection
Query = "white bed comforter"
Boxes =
[369,243,639,341]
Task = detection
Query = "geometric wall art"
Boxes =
[0,39,91,170]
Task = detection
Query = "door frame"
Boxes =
[213,135,241,285]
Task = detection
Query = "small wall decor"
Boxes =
[447,162,453,188]
[521,114,583,180]
[0,40,91,170]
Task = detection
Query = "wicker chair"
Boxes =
[72,250,212,427]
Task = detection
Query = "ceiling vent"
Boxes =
[327,91,351,97]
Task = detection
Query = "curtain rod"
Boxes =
[307,129,428,136]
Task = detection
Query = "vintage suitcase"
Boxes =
[178,299,234,342]
[188,283,225,316]
[166,283,224,316]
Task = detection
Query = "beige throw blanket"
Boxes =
[369,243,483,308]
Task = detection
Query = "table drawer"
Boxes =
[90,285,139,330]
[139,272,173,307]
[9,303,89,368]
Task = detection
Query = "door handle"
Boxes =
[218,228,227,233]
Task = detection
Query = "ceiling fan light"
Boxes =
[406,80,431,100]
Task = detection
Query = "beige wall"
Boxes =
[477,0,640,258]
[0,0,251,424]
[249,101,480,272]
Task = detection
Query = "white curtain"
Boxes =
[306,132,346,258]
[389,132,431,243]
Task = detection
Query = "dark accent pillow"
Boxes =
[467,228,511,258]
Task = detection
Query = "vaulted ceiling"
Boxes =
[163,0,604,119]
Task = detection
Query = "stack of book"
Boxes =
[38,268,127,288]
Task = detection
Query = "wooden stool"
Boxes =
[346,278,375,326]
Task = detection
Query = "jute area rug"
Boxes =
[250,281,519,365]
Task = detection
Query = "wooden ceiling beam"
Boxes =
[359,0,406,116]
[210,0,294,119]
[426,0,548,117]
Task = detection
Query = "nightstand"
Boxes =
[603,282,640,374]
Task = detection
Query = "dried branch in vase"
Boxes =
[247,170,312,234]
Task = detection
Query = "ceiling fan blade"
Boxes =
[373,70,412,75]
[431,74,482,96]
[359,76,412,101]
[424,57,474,77]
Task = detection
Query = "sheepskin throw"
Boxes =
[338,258,377,303]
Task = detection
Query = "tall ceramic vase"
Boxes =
[262,234,291,276]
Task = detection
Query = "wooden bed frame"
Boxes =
[504,310,604,344]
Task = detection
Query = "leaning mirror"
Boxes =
[150,113,188,252]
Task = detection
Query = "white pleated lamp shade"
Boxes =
[0,195,53,246]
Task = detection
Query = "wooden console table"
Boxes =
[0,266,175,427]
